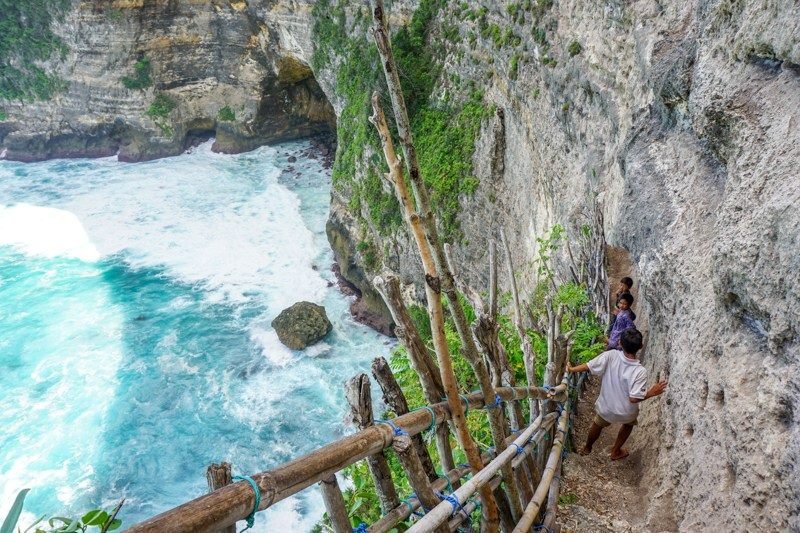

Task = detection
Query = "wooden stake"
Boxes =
[371,357,437,480]
[372,275,457,478]
[206,463,236,533]
[319,475,351,533]
[500,228,540,421]
[344,374,400,514]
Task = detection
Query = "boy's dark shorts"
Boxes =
[594,414,638,428]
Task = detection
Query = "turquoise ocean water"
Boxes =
[0,141,392,530]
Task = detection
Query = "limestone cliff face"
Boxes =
[0,0,334,161]
[3,0,798,530]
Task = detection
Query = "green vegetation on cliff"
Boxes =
[121,57,153,90]
[0,0,69,101]
[312,0,490,243]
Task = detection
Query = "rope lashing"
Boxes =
[232,475,260,531]
[442,492,462,516]
[511,442,525,455]
[353,523,368,533]
[377,419,408,437]
[401,497,416,513]
[484,393,503,410]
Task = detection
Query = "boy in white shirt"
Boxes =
[567,328,668,460]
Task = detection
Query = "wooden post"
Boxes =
[355,369,447,533]
[344,374,400,514]
[371,357,437,480]
[500,228,540,421]
[206,463,236,533]
[319,475,351,533]
[373,275,456,477]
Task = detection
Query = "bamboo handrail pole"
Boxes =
[512,406,570,533]
[510,416,559,470]
[406,412,548,532]
[368,85,498,526]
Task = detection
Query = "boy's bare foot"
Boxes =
[610,448,629,461]
[579,446,592,456]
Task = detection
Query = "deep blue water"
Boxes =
[0,141,392,530]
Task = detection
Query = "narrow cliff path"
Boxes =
[554,246,652,532]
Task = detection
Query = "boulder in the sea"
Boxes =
[272,301,332,350]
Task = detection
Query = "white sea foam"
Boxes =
[0,204,100,262]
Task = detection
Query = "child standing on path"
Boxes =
[567,329,667,460]
[607,277,636,334]
[606,293,635,349]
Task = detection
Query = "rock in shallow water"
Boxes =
[272,301,333,350]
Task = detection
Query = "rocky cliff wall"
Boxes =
[3,0,798,530]
[0,0,334,161]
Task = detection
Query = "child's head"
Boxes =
[620,277,633,291]
[618,293,634,310]
[620,328,643,354]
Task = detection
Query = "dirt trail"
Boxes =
[554,245,653,532]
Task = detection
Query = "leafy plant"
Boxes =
[217,106,235,122]
[146,93,176,118]
[1,490,123,533]
[567,40,582,57]
[121,57,152,89]
[0,108,7,121]
[0,0,70,101]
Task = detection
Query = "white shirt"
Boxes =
[587,350,648,424]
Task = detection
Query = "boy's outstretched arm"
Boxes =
[567,362,589,373]
[629,380,668,403]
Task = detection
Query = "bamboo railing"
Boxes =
[126,374,585,533]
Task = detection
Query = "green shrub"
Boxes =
[0,0,70,101]
[217,105,235,121]
[510,53,521,80]
[121,57,152,89]
[568,40,583,57]
[0,108,6,121]
[146,93,176,118]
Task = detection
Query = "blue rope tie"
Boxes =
[401,497,416,514]
[484,393,503,410]
[377,419,408,437]
[511,443,525,456]
[353,523,368,533]
[232,475,260,531]
[443,493,461,516]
